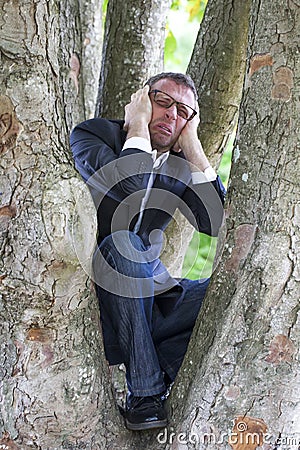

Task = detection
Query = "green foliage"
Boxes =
[102,0,109,22]
[165,0,207,72]
[218,145,233,187]
[186,0,208,22]
[170,0,182,10]
[182,232,217,280]
[170,0,208,18]
[169,0,208,22]
[182,143,233,280]
[165,27,182,68]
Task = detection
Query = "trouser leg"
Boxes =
[93,230,166,396]
[152,278,210,381]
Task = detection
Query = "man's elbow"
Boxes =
[197,207,225,237]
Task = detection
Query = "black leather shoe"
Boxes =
[124,394,168,431]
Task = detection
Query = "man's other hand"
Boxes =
[124,86,152,141]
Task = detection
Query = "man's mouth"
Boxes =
[156,123,172,135]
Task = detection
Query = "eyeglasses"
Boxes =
[149,89,197,121]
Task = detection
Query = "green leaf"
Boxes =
[102,0,109,23]
[165,29,177,54]
[164,28,179,66]
[171,0,183,11]
[186,0,208,22]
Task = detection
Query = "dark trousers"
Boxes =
[94,231,209,397]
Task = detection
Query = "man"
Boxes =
[70,72,225,431]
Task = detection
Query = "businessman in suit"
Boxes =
[70,72,225,430]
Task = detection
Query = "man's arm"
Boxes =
[176,111,226,236]
[177,106,217,178]
[179,179,225,237]
[70,118,154,201]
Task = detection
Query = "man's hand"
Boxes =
[176,105,211,173]
[177,103,200,154]
[124,85,152,141]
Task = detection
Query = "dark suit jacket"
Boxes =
[70,118,226,364]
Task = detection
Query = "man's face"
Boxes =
[148,78,196,153]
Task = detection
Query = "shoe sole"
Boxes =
[125,418,167,431]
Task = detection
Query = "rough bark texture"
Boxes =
[0,1,126,448]
[160,210,194,278]
[188,0,252,168]
[77,0,103,119]
[96,0,172,118]
[158,0,300,448]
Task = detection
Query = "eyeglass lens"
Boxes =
[152,90,195,120]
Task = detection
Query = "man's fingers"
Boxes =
[124,84,152,131]
[130,85,149,101]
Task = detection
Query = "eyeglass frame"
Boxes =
[149,89,197,121]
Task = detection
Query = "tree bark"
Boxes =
[188,0,252,168]
[163,0,300,448]
[96,0,172,118]
[76,0,103,119]
[0,1,124,448]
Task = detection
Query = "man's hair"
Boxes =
[145,72,198,100]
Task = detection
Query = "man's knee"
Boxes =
[99,231,147,264]
[93,231,155,298]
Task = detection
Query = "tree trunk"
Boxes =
[96,0,172,118]
[188,0,252,168]
[76,0,103,119]
[162,0,300,448]
[0,1,124,448]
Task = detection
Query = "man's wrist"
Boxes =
[191,166,217,184]
[181,138,212,173]
[125,119,150,141]
[122,137,152,153]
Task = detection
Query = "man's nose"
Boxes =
[165,104,177,120]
